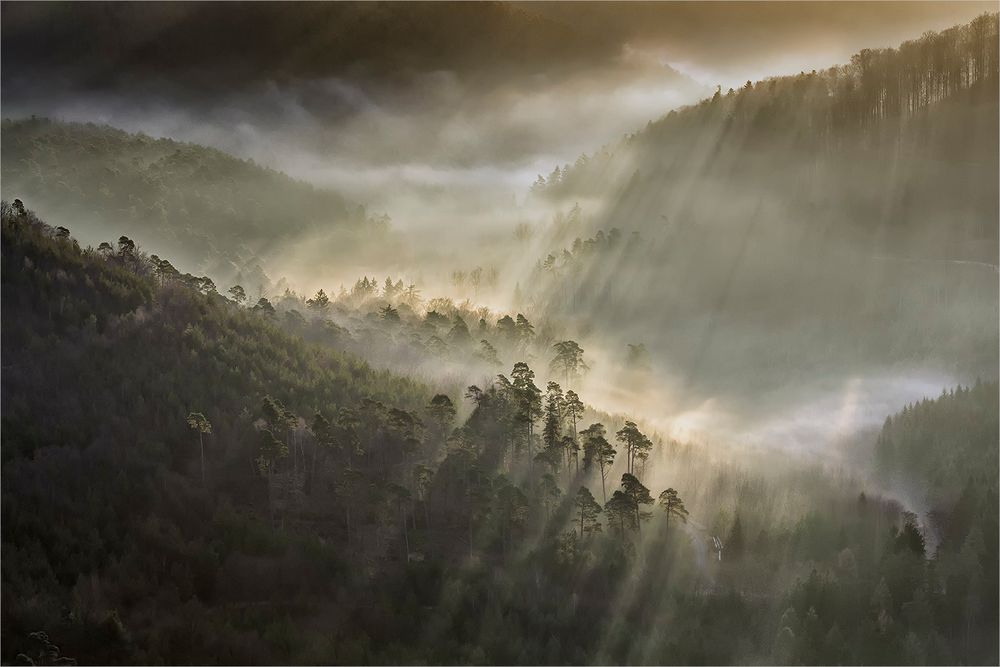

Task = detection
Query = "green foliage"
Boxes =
[524,14,1000,400]
[2,202,997,665]
[659,487,689,526]
[875,381,999,499]
[0,118,380,282]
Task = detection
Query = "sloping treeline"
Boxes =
[539,12,1000,200]
[3,200,997,664]
[516,15,1000,404]
[0,118,385,284]
[1,200,691,664]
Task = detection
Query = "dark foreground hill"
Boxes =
[2,200,996,664]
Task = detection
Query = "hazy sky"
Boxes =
[524,1,998,87]
[2,2,994,450]
[2,2,995,230]
[4,1,993,212]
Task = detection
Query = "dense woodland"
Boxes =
[260,274,570,395]
[3,17,996,406]
[0,118,386,287]
[2,9,998,667]
[2,202,996,664]
[537,13,999,212]
[516,14,1000,399]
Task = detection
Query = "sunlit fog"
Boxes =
[2,2,997,665]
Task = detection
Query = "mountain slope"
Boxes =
[0,118,385,286]
[3,202,998,665]
[1,201,431,662]
[540,13,998,248]
[521,15,1000,398]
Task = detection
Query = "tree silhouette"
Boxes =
[581,422,615,503]
[336,407,361,469]
[185,412,212,486]
[562,390,584,474]
[551,340,588,387]
[542,381,563,471]
[311,411,335,480]
[227,284,247,306]
[616,421,652,476]
[621,473,653,535]
[658,488,689,530]
[727,514,745,559]
[537,473,561,521]
[511,362,542,465]
[379,304,400,322]
[427,394,456,440]
[894,517,926,557]
[413,463,435,527]
[514,314,534,350]
[605,490,637,543]
[574,486,603,538]
[252,297,276,316]
[477,339,501,367]
[306,289,330,314]
[117,235,135,257]
[448,315,472,346]
[496,314,517,343]
[385,482,412,560]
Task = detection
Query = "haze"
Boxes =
[2,4,997,664]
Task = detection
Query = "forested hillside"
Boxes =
[1,200,425,663]
[0,118,385,286]
[2,5,998,665]
[538,12,999,246]
[521,14,1000,398]
[876,380,999,506]
[2,200,996,664]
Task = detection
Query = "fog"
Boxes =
[3,1,996,480]
[3,6,998,664]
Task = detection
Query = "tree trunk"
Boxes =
[267,471,275,528]
[401,504,410,561]
[311,443,319,488]
[527,423,533,472]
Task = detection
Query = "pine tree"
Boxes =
[575,486,603,538]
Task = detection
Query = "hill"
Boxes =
[0,200,429,663]
[520,14,999,397]
[0,117,385,286]
[538,12,999,252]
[3,200,997,664]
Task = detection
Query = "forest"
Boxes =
[0,117,388,289]
[518,14,999,402]
[2,199,997,664]
[2,4,998,666]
